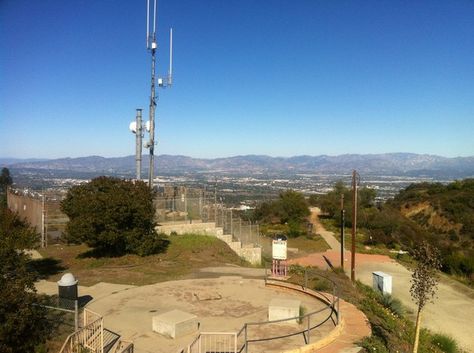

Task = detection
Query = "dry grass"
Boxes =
[37,234,247,286]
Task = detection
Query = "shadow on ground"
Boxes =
[79,295,93,307]
[76,239,170,259]
[28,257,66,279]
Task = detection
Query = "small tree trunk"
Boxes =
[413,308,422,353]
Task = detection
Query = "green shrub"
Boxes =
[380,294,405,317]
[359,336,390,353]
[298,305,306,324]
[431,334,459,353]
[313,278,332,292]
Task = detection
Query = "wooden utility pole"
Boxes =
[41,194,46,248]
[351,170,359,283]
[340,194,345,269]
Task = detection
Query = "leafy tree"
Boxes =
[61,176,166,256]
[410,241,441,353]
[0,167,12,190]
[253,190,310,237]
[0,167,13,207]
[0,208,49,353]
[312,180,376,227]
[277,190,310,224]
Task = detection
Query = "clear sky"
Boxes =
[1,0,473,159]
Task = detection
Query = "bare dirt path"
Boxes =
[309,207,344,251]
[290,209,474,352]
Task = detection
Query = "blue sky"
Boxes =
[1,0,473,159]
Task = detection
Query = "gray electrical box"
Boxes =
[372,271,392,295]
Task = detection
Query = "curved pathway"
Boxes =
[289,209,474,352]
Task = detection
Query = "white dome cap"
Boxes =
[57,273,78,286]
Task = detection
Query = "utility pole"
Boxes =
[351,170,359,283]
[340,193,345,269]
[214,177,217,224]
[41,194,46,248]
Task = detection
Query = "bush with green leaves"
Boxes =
[252,190,310,238]
[0,208,50,353]
[61,177,166,256]
[431,334,459,353]
[379,294,405,317]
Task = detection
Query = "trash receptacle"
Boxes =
[57,273,78,301]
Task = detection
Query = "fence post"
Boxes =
[74,300,79,331]
[307,314,310,344]
[304,269,308,289]
[256,223,259,246]
[230,209,233,235]
[199,193,202,219]
[101,318,104,353]
[222,207,225,231]
[249,221,252,243]
[244,324,248,353]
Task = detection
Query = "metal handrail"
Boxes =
[180,266,341,353]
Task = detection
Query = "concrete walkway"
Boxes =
[318,299,370,353]
[290,211,474,353]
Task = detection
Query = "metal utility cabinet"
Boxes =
[372,271,392,295]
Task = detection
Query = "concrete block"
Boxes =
[239,247,262,265]
[229,241,242,252]
[152,310,198,339]
[217,234,233,243]
[268,298,301,324]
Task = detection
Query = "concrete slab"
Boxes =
[152,310,198,339]
[268,298,301,324]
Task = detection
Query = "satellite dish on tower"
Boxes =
[129,121,137,133]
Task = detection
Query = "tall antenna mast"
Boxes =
[146,0,157,188]
[144,0,173,189]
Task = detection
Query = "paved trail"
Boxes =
[290,208,474,352]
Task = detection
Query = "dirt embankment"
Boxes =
[400,201,462,233]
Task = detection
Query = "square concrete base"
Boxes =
[152,309,198,339]
[268,298,301,324]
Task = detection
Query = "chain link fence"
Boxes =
[155,186,262,248]
[8,185,263,249]
[7,188,68,246]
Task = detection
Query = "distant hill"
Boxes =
[4,153,474,177]
[0,158,49,166]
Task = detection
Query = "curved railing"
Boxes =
[180,266,340,353]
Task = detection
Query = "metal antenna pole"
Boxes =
[147,0,157,189]
[143,0,173,188]
[351,170,359,283]
[135,109,143,180]
[148,47,156,188]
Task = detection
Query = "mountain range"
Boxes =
[2,153,474,178]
